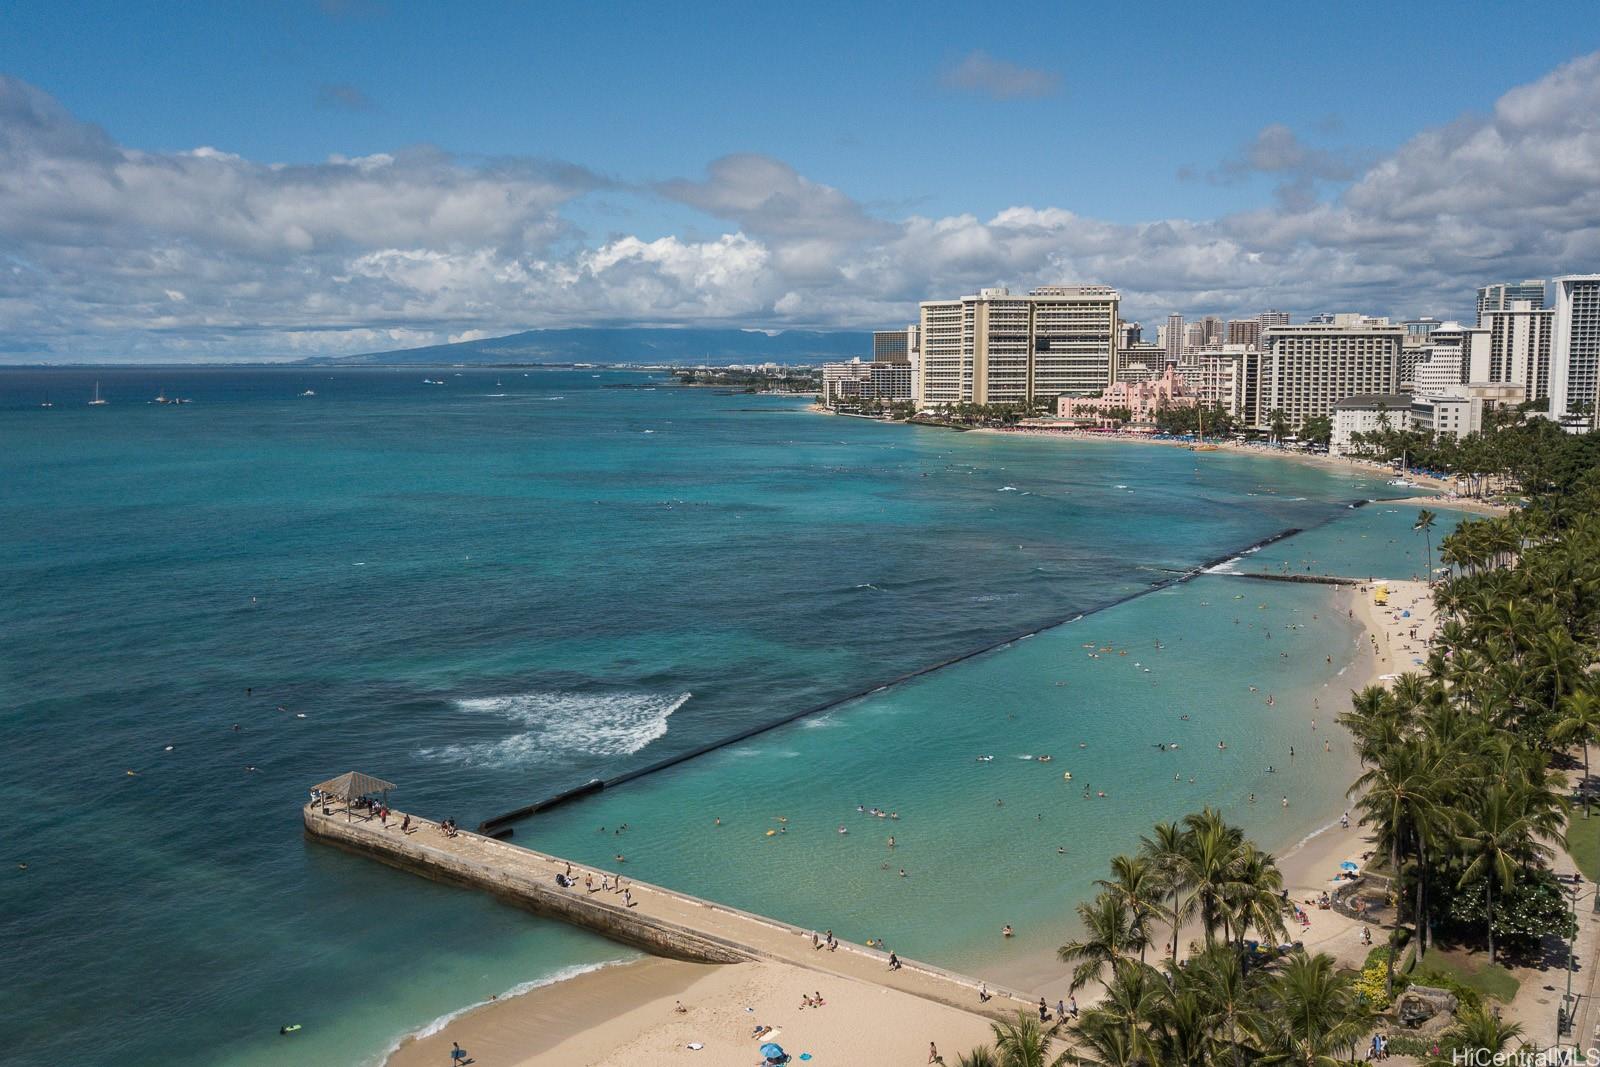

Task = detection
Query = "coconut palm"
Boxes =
[1553,687,1600,814]
[1138,821,1194,963]
[1414,509,1438,576]
[957,1047,1002,1067]
[1350,738,1443,981]
[1224,843,1288,948]
[1183,944,1264,1067]
[1180,808,1249,946]
[1095,854,1169,963]
[1250,951,1370,1066]
[1057,892,1137,992]
[989,1010,1063,1067]
[1456,783,1555,963]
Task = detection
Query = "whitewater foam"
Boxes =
[418,691,691,767]
[373,959,627,1065]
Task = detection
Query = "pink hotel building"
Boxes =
[1056,364,1197,427]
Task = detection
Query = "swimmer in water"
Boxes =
[1218,741,1227,750]
[1249,793,1256,803]
[1180,714,1190,720]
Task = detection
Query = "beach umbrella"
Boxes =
[1340,861,1358,871]
[760,1042,786,1060]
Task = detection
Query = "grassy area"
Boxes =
[1412,949,1521,1004]
[1567,811,1600,882]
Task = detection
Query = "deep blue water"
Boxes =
[0,367,1441,1066]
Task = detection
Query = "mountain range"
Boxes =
[305,327,875,366]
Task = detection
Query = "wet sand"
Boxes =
[388,957,999,1067]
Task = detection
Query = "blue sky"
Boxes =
[1,1,1598,360]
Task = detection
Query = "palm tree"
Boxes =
[1251,951,1370,1066]
[1057,892,1136,992]
[1180,808,1248,946]
[1225,843,1288,948]
[1414,509,1438,577]
[1268,409,1290,446]
[1424,1003,1525,1066]
[1066,960,1161,1067]
[1183,945,1264,1067]
[957,1048,1002,1067]
[1456,783,1554,963]
[1350,739,1443,980]
[989,1010,1063,1067]
[1553,688,1600,815]
[1138,821,1193,962]
[1095,854,1168,964]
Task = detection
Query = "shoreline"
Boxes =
[387,957,999,1067]
[807,404,1509,508]
[384,572,1443,1065]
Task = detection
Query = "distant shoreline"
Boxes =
[809,403,1504,504]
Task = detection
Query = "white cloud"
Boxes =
[4,53,1600,360]
[939,51,1060,100]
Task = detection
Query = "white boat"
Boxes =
[299,389,316,397]
[40,396,53,408]
[88,380,108,406]
[154,389,169,404]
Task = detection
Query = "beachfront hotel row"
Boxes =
[819,274,1600,450]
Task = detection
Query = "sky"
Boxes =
[1,0,1599,362]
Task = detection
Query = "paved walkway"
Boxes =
[314,803,1045,1021]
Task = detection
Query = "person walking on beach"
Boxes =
[450,1041,468,1065]
[1069,994,1078,1018]
[888,951,901,971]
[928,1041,940,1064]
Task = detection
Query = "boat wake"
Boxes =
[419,691,692,767]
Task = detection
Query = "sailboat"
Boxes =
[40,395,53,408]
[154,387,169,404]
[88,380,108,406]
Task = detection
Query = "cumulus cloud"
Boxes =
[4,52,1600,361]
[939,50,1060,100]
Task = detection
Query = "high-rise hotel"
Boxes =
[1256,318,1403,429]
[918,285,1119,406]
[1551,275,1600,427]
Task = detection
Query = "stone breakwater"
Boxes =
[303,800,1035,1017]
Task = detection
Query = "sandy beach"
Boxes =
[382,569,1445,1066]
[389,957,1000,1067]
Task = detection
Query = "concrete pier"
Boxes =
[304,801,1035,1017]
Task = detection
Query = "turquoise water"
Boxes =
[1236,501,1470,580]
[0,368,1435,1066]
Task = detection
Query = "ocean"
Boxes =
[0,367,1464,1066]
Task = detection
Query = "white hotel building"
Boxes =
[1255,320,1403,430]
[918,285,1119,407]
[1550,275,1600,427]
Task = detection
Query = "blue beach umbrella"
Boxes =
[1340,861,1358,871]
[761,1042,786,1059]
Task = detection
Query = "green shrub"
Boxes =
[1411,967,1484,1012]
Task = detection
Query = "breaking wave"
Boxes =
[417,690,691,767]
